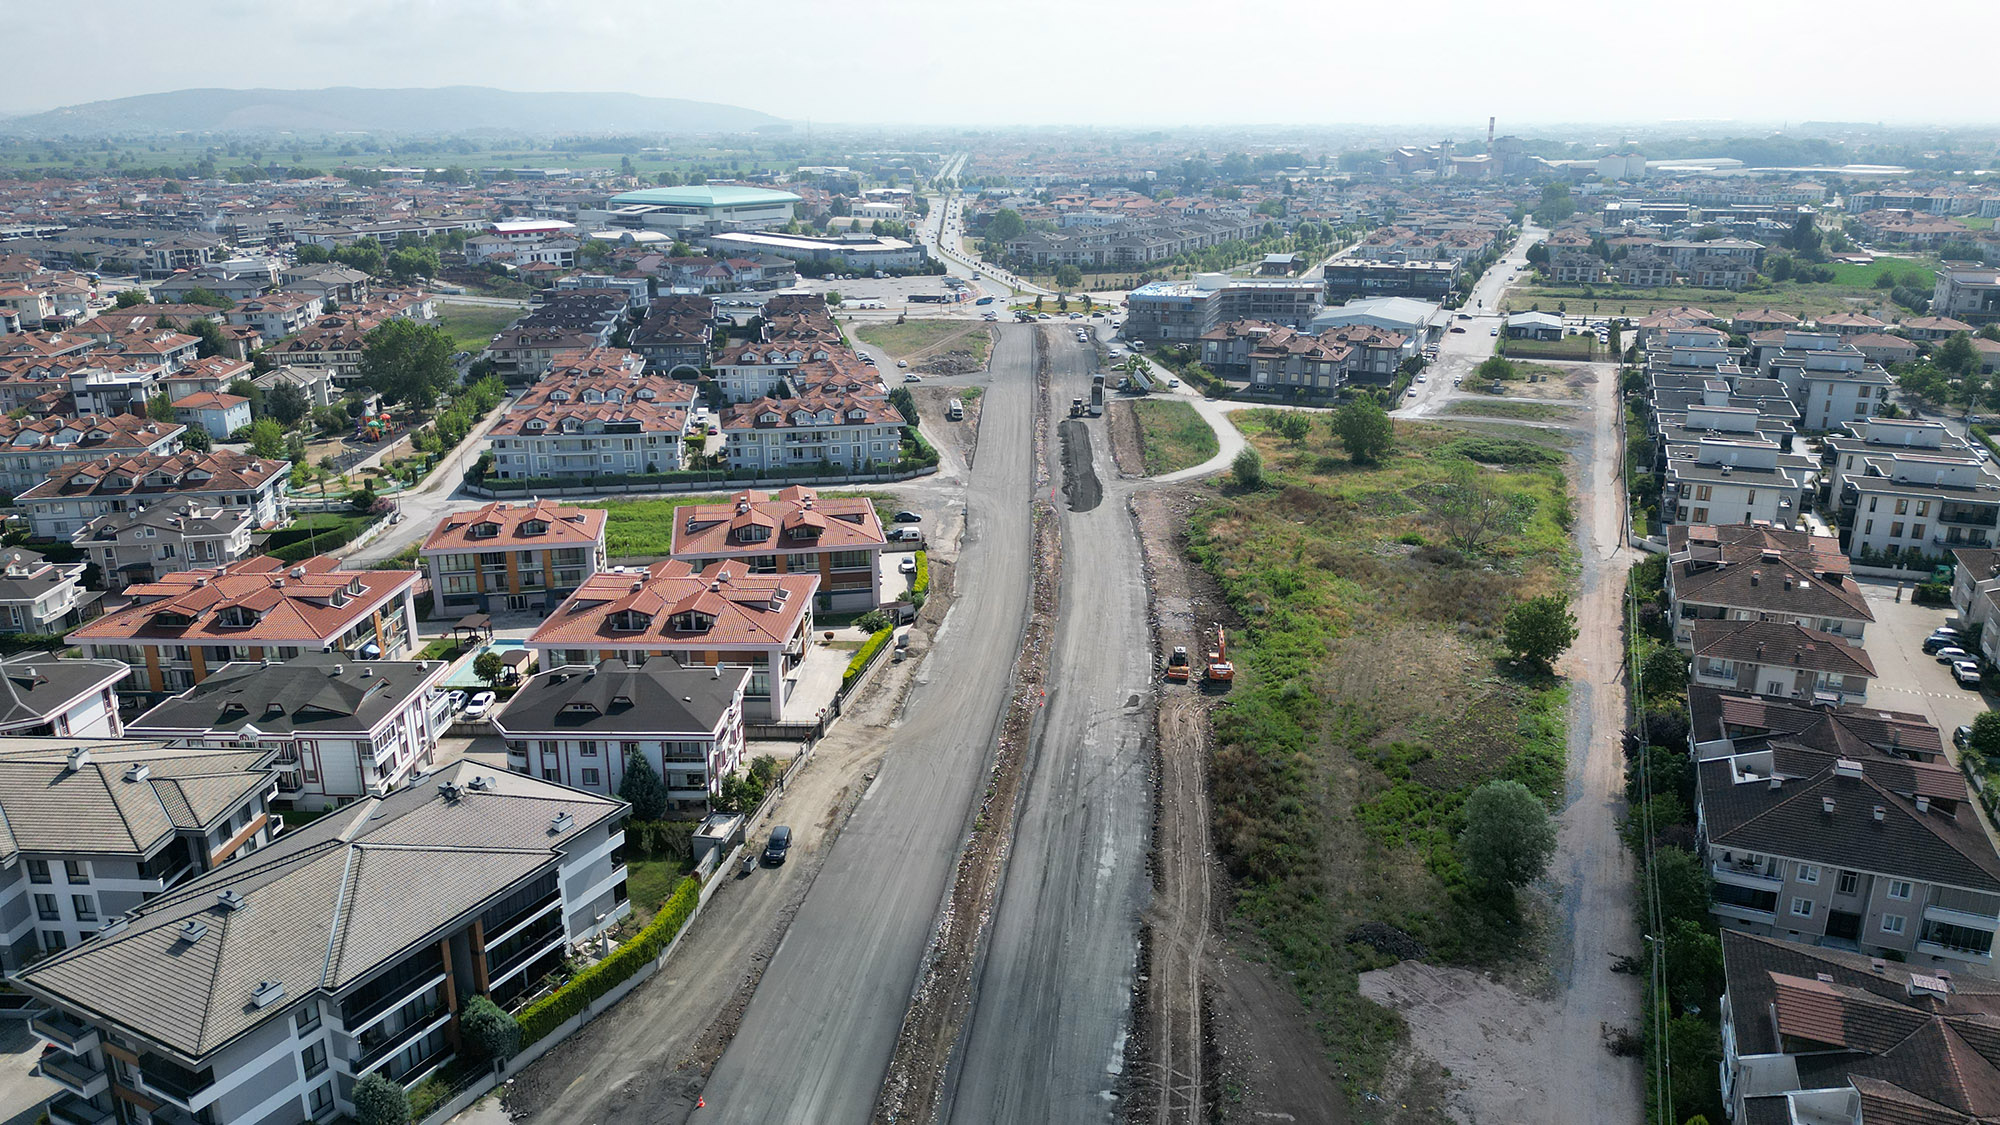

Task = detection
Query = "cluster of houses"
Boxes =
[1650,521,2000,1123]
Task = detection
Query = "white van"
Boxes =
[946,398,965,421]
[889,527,924,543]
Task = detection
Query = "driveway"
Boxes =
[1856,580,1992,753]
[0,1021,53,1125]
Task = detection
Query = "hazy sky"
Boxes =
[6,0,1996,128]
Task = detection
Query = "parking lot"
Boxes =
[1857,579,1991,757]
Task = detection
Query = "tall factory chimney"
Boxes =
[1487,117,1496,153]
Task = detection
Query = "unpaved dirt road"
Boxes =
[1360,358,1643,1123]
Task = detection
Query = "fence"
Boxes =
[466,464,936,498]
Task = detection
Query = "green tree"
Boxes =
[1968,711,2000,760]
[1331,398,1394,464]
[1032,294,1044,312]
[386,246,440,281]
[1276,412,1312,446]
[1504,593,1578,671]
[1054,264,1083,291]
[294,243,331,265]
[986,208,1026,243]
[179,426,212,453]
[1459,779,1557,891]
[1662,917,1724,1015]
[1531,182,1576,226]
[1426,458,1534,553]
[459,994,520,1062]
[358,319,456,410]
[473,650,505,688]
[185,317,230,359]
[351,1071,409,1125]
[113,289,148,308]
[246,418,285,459]
[1936,331,1982,378]
[1476,356,1517,383]
[265,382,309,426]
[619,748,669,821]
[182,287,234,310]
[1651,846,1714,929]
[1230,446,1263,489]
[1641,643,1689,696]
[1978,324,2000,342]
[332,242,383,275]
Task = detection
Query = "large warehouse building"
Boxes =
[578,185,801,234]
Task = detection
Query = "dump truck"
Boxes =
[1165,646,1192,682]
[1071,396,1086,417]
[1204,625,1234,683]
[1090,373,1105,415]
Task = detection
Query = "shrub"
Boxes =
[516,876,701,1046]
[854,609,893,634]
[352,1071,409,1125]
[843,627,893,691]
[1230,447,1263,489]
[912,551,930,598]
[461,994,520,1062]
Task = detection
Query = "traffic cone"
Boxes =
[697,1096,705,1108]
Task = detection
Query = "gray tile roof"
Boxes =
[127,654,445,739]
[493,660,746,738]
[0,740,271,865]
[16,760,623,1061]
[0,653,127,731]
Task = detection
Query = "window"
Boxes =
[1791,898,1815,918]
[1837,871,1859,896]
[1918,500,1932,517]
[1890,522,1904,539]
[34,894,59,921]
[1694,484,1713,501]
[1864,519,1874,535]
[1896,498,1909,515]
[1868,497,1878,512]
[542,768,560,782]
[295,1001,320,1036]
[26,859,49,884]
[1745,489,1756,503]
[63,861,89,883]
[579,742,599,757]
[1796,864,1819,884]
[1913,525,1926,541]
[1882,914,1906,935]
[1888,880,1912,900]
[71,895,96,922]
[581,768,600,787]
[300,1041,327,1079]
[308,1083,334,1118]
[40,930,64,952]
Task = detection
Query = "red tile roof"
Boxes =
[530,560,816,651]
[422,501,607,553]
[671,487,885,557]
[18,449,286,502]
[70,555,419,647]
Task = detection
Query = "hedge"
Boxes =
[516,875,701,1046]
[843,627,894,691]
[912,551,930,597]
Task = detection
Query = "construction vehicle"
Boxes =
[1165,646,1191,682]
[1089,373,1105,414]
[1204,625,1234,683]
[1070,396,1086,417]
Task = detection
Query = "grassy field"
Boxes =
[1187,414,1575,1102]
[623,859,683,927]
[435,301,522,352]
[587,492,898,558]
[1131,398,1218,474]
[1501,256,1941,322]
[1440,400,1581,422]
[853,319,983,360]
[1499,335,1597,360]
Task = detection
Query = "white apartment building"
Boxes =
[74,501,257,592]
[720,394,906,473]
[1762,332,1895,432]
[1665,438,1812,530]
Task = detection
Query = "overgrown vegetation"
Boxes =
[516,876,701,1046]
[1186,414,1576,1103]
[1131,398,1219,474]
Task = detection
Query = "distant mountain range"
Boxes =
[0,86,787,136]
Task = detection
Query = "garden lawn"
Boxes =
[623,858,682,927]
[435,301,521,352]
[1189,412,1577,1105]
[1131,398,1219,474]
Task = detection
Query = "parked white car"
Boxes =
[463,691,497,720]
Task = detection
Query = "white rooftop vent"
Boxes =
[216,890,248,912]
[467,775,493,792]
[1833,759,1865,780]
[65,747,91,772]
[123,764,151,784]
[1821,796,1835,814]
[1916,795,1932,814]
[250,980,285,1008]
[550,811,574,834]
[177,919,208,945]
[1874,805,1886,822]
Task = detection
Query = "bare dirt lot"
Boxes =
[1129,487,1346,1124]
[1108,399,1144,478]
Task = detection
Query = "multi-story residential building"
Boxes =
[223,293,323,340]
[127,654,453,809]
[73,501,257,592]
[529,560,818,721]
[1321,259,1458,301]
[1693,688,2000,970]
[1717,930,2000,1125]
[1760,333,1896,432]
[17,761,627,1125]
[0,653,128,737]
[1932,265,2000,325]
[1951,547,2000,666]
[1547,250,1606,285]
[69,555,422,697]
[250,363,339,409]
[1664,437,1813,529]
[1688,619,1877,703]
[171,391,253,441]
[0,413,183,497]
[1666,523,1874,649]
[17,450,288,541]
[1827,421,2000,561]
[1898,315,1977,342]
[495,659,750,811]
[710,338,844,403]
[720,392,905,473]
[670,487,886,611]
[0,740,281,968]
[484,365,695,482]
[628,295,715,373]
[1124,274,1324,341]
[0,547,92,635]
[420,501,608,616]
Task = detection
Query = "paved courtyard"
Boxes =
[1856,578,1992,758]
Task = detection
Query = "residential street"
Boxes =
[942,332,1152,1121]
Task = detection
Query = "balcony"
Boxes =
[1711,862,1783,890]
[40,1054,109,1100]
[30,1010,98,1055]
[343,968,447,1035]
[352,1002,451,1076]
[46,1094,113,1125]
[137,1061,213,1112]
[487,917,567,985]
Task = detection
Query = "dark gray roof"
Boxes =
[494,659,746,738]
[0,653,127,732]
[127,655,446,738]
[0,548,82,605]
[16,760,624,1062]
[0,740,272,864]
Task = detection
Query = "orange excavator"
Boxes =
[1165,646,1191,683]
[1204,625,1234,683]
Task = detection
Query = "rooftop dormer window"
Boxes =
[521,520,548,536]
[668,611,715,632]
[737,524,771,544]
[217,605,258,629]
[610,609,651,632]
[470,522,500,539]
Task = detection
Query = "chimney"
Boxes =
[1873,805,1886,822]
[1822,795,1835,814]
[1768,776,1783,790]
[1871,958,1887,974]
[1916,795,1931,814]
